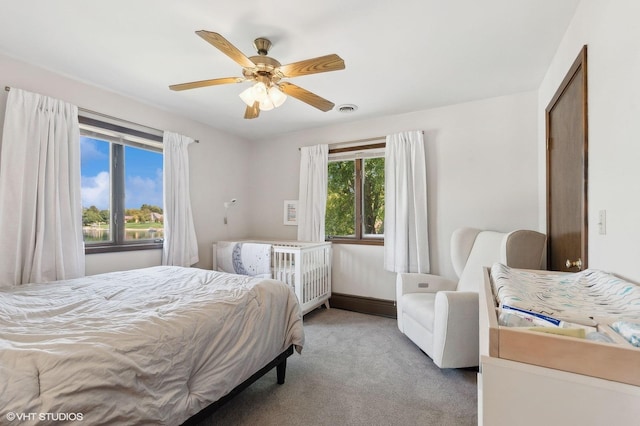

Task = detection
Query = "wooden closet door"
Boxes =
[546,46,588,272]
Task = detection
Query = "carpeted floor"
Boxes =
[196,308,477,426]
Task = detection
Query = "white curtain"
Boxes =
[297,144,328,242]
[162,131,199,266]
[0,89,85,287]
[384,130,430,273]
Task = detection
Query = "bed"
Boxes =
[0,266,304,425]
[214,240,332,315]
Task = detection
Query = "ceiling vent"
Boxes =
[337,104,358,113]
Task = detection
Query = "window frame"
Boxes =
[326,143,385,246]
[79,116,164,254]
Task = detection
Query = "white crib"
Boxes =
[213,240,332,315]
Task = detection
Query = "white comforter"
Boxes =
[0,266,304,425]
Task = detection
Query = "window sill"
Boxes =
[325,238,384,246]
[85,242,163,254]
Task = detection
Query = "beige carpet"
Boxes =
[196,308,477,426]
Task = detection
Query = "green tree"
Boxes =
[141,204,163,214]
[363,157,385,235]
[99,209,110,224]
[326,161,355,236]
[125,208,141,223]
[139,206,152,223]
[82,205,103,226]
[325,158,385,238]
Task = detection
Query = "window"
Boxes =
[80,116,164,253]
[326,143,385,244]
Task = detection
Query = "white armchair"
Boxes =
[396,228,546,368]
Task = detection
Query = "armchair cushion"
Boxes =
[396,272,457,333]
[402,293,436,333]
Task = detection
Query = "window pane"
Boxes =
[123,145,164,241]
[363,157,385,236]
[81,137,111,243]
[326,160,355,237]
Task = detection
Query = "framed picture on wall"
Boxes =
[284,200,298,225]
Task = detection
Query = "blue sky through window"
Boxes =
[80,136,163,211]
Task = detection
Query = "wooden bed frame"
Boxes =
[182,345,294,425]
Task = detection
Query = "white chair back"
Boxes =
[453,229,546,293]
[450,228,482,277]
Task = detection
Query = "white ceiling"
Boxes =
[0,0,580,141]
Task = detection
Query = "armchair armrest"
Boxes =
[395,273,458,333]
[431,291,479,368]
[396,273,458,296]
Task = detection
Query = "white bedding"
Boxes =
[0,266,304,425]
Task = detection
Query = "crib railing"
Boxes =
[213,240,332,315]
[271,242,331,314]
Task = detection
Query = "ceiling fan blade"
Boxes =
[279,82,335,112]
[169,77,244,91]
[196,30,255,68]
[244,102,260,119]
[278,54,345,78]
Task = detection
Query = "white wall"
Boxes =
[0,53,253,274]
[6,1,637,299]
[538,0,640,284]
[0,55,541,296]
[248,91,539,300]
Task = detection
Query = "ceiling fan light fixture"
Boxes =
[259,96,275,111]
[239,85,256,107]
[240,82,287,111]
[268,85,287,108]
[252,82,269,102]
[239,82,268,107]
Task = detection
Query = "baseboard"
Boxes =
[328,293,396,318]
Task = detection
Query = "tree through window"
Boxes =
[326,144,384,243]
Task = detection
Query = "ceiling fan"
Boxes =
[169,31,346,119]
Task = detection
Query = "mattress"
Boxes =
[0,266,304,425]
[490,263,640,322]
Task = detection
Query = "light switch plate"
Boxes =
[598,210,606,235]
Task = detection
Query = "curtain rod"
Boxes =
[4,86,199,143]
[298,131,425,150]
[333,135,387,145]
